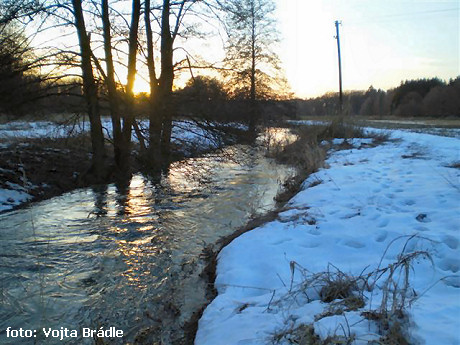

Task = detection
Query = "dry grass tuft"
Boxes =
[319,271,359,303]
[269,119,388,205]
[270,236,435,345]
[267,125,333,205]
[447,161,460,169]
[272,324,321,345]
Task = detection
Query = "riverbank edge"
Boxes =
[185,123,389,344]
[0,128,248,214]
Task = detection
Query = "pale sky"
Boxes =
[276,0,460,98]
[29,0,459,99]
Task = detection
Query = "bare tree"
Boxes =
[221,0,284,131]
[145,0,197,167]
[0,22,40,114]
[100,0,140,174]
[120,0,141,173]
[71,0,107,179]
[101,0,122,168]
[0,0,45,25]
[2,0,241,176]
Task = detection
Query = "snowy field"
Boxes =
[0,118,229,147]
[196,130,459,344]
[288,119,460,139]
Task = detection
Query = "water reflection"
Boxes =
[92,185,108,216]
[0,144,292,344]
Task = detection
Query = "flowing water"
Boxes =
[0,144,292,344]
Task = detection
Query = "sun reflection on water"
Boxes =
[0,141,295,344]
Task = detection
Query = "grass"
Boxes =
[447,161,460,169]
[270,235,435,345]
[272,324,321,345]
[294,115,460,129]
[267,119,389,205]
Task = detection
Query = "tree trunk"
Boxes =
[71,0,106,180]
[120,0,141,173]
[101,0,122,169]
[145,0,162,168]
[249,0,257,133]
[158,0,175,163]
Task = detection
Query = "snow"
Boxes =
[196,130,460,345]
[0,119,238,150]
[0,188,32,212]
[0,119,231,211]
[0,120,75,139]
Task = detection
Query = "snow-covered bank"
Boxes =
[196,130,459,344]
[0,183,32,212]
[0,119,242,148]
[0,119,240,212]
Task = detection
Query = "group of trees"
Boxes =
[392,78,460,116]
[2,0,458,182]
[0,20,43,114]
[295,77,460,118]
[0,0,286,180]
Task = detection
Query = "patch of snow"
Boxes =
[287,120,327,126]
[196,130,460,345]
[0,119,238,154]
[0,188,32,212]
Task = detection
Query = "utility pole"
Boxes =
[334,20,343,116]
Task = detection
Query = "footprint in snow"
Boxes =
[369,213,381,221]
[443,276,460,288]
[378,218,390,228]
[442,235,459,250]
[270,238,291,246]
[343,240,365,248]
[300,241,321,249]
[374,231,388,242]
[308,229,321,236]
[414,225,429,232]
[438,257,460,273]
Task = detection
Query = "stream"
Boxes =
[0,143,292,344]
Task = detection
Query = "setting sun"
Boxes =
[132,75,151,95]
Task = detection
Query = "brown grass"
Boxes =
[272,324,321,345]
[447,161,460,169]
[295,115,460,129]
[271,119,375,205]
[270,236,434,345]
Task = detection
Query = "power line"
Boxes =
[376,7,458,18]
[348,7,459,26]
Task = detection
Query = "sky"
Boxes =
[27,0,459,99]
[276,0,460,98]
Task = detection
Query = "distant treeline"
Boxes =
[294,77,460,118]
[2,75,459,120]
